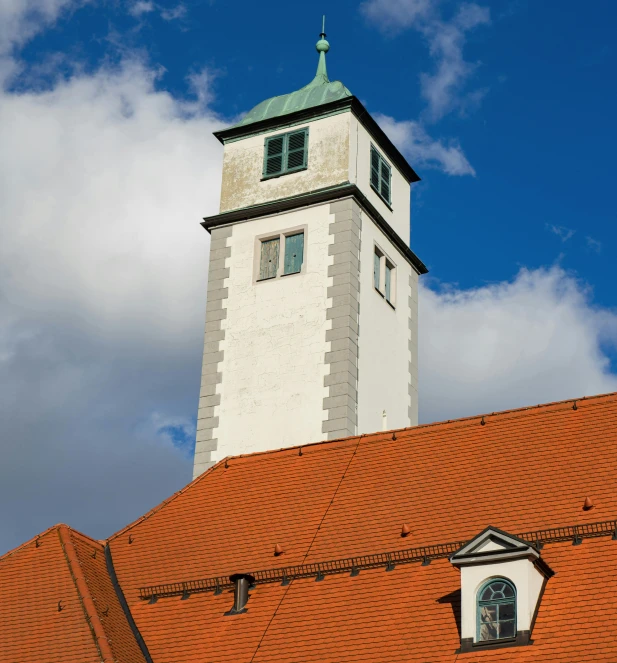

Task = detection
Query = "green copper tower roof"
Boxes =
[232,21,352,129]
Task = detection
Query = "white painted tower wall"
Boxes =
[194,110,420,477]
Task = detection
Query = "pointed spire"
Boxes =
[308,16,330,87]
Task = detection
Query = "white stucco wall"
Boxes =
[356,216,417,434]
[219,113,351,213]
[349,115,411,245]
[459,559,546,640]
[210,204,333,461]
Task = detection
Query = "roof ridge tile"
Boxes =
[108,455,230,542]
[182,391,617,467]
[0,522,68,563]
[57,525,115,663]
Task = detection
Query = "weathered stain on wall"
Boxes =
[219,113,351,213]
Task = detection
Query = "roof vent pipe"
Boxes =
[225,574,255,615]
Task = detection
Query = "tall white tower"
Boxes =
[193,29,427,477]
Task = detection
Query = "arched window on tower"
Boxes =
[477,579,516,641]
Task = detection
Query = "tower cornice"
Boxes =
[201,182,428,275]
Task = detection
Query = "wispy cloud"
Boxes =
[160,4,186,21]
[127,0,186,22]
[128,0,155,17]
[586,236,602,253]
[360,0,491,120]
[375,113,476,176]
[420,4,491,120]
[360,0,434,33]
[546,223,576,242]
[360,1,490,176]
[0,0,85,56]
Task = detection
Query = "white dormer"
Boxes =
[450,526,554,652]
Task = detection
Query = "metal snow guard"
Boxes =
[139,518,617,601]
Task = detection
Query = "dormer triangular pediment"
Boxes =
[450,526,540,567]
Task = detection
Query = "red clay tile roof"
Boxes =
[4,391,617,661]
[0,524,146,663]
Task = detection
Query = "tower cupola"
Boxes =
[193,23,426,477]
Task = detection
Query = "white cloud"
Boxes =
[419,267,617,423]
[160,4,186,21]
[361,1,490,121]
[0,0,84,55]
[128,0,155,17]
[546,223,576,242]
[0,56,226,553]
[359,0,434,32]
[420,4,490,120]
[361,1,490,175]
[375,112,476,176]
[2,3,616,560]
[586,236,602,253]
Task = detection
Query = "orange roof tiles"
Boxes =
[4,391,617,661]
[0,524,146,663]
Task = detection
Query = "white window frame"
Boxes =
[253,224,308,284]
[373,243,396,309]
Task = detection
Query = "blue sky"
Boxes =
[15,0,617,311]
[1,0,616,553]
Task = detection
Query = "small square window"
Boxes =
[263,129,309,179]
[257,229,305,282]
[370,145,392,206]
[374,245,396,308]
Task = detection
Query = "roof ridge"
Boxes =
[105,391,617,540]
[199,390,617,464]
[0,523,105,563]
[108,455,229,542]
[0,522,68,563]
[57,525,115,663]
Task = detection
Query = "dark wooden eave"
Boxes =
[202,183,428,275]
[213,96,421,185]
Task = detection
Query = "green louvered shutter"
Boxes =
[283,232,304,275]
[264,135,285,177]
[286,130,308,172]
[374,250,380,289]
[380,159,391,204]
[259,238,280,280]
[370,147,380,190]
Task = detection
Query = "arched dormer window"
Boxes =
[477,579,516,641]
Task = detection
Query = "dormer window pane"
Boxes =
[477,579,516,642]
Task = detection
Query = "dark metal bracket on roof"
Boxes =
[138,518,617,602]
